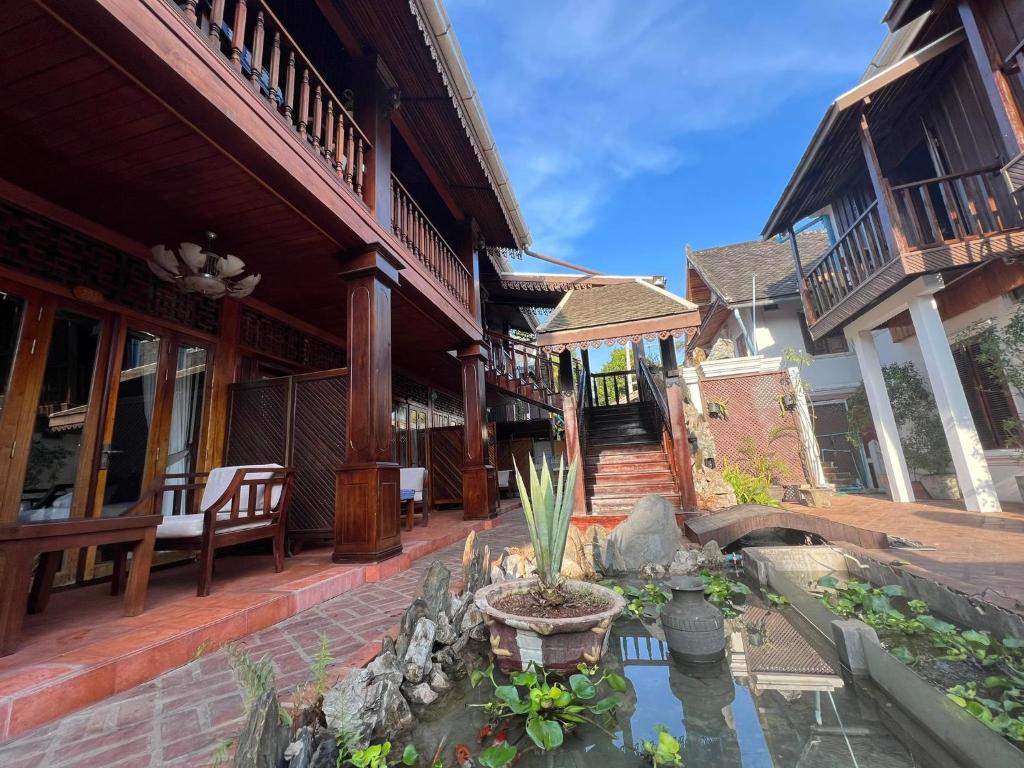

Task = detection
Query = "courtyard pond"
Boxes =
[407,598,925,767]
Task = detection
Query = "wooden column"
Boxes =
[459,342,496,520]
[660,337,698,512]
[334,246,403,562]
[580,349,591,407]
[787,227,817,324]
[958,0,1024,158]
[458,217,482,325]
[354,54,395,225]
[859,112,906,255]
[202,298,242,470]
[558,349,588,515]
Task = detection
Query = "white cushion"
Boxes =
[200,464,284,513]
[400,467,426,494]
[497,470,511,488]
[155,512,274,538]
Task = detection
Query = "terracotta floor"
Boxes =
[0,508,508,746]
[785,493,1024,611]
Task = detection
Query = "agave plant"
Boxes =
[514,455,578,604]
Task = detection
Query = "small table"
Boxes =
[0,515,162,656]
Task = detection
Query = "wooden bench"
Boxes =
[120,465,294,597]
[0,515,161,656]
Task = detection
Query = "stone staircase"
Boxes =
[583,402,682,514]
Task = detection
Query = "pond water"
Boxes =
[412,600,926,767]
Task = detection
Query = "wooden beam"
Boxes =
[858,112,906,255]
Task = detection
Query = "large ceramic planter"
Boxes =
[474,578,625,672]
[660,576,725,663]
[799,485,833,508]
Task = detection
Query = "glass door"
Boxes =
[162,341,209,515]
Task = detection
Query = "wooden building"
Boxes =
[764,0,1024,511]
[0,0,550,590]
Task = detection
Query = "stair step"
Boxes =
[586,435,661,447]
[585,450,667,464]
[586,480,679,495]
[587,426,657,437]
[586,470,675,485]
[588,495,682,514]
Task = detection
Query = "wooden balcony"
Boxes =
[803,166,1024,338]
[390,175,472,312]
[172,0,372,206]
[484,331,558,410]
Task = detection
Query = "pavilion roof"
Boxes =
[534,280,700,351]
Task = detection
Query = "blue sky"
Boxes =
[448,0,892,295]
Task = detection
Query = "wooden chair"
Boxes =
[119,464,294,597]
[497,470,512,498]
[400,467,429,531]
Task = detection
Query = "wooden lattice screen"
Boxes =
[226,369,348,545]
[427,423,496,507]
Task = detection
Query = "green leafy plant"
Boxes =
[947,677,1024,743]
[721,463,780,507]
[763,590,789,608]
[514,455,579,605]
[470,662,626,751]
[210,739,233,768]
[737,432,791,486]
[816,577,927,636]
[477,743,518,768]
[227,644,277,716]
[342,742,418,768]
[702,571,751,618]
[612,582,671,618]
[640,725,683,766]
[289,633,334,729]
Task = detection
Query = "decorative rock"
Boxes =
[366,650,403,686]
[401,680,439,706]
[402,617,436,684]
[669,547,703,576]
[428,667,452,694]
[462,531,491,594]
[434,610,457,645]
[701,541,726,570]
[418,562,451,623]
[308,735,340,768]
[233,690,288,768]
[395,598,428,659]
[323,669,413,749]
[707,338,735,361]
[284,726,314,768]
[605,495,682,572]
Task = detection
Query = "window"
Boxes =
[799,313,849,355]
[952,342,1019,450]
[733,334,748,356]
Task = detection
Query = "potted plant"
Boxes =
[707,399,728,419]
[474,457,625,672]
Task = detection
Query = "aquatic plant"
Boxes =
[613,582,671,618]
[701,571,751,617]
[470,662,626,751]
[477,743,518,768]
[339,741,418,768]
[947,669,1024,744]
[640,725,683,766]
[514,455,579,605]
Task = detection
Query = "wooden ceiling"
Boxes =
[0,2,466,363]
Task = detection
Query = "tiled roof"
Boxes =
[536,280,696,333]
[687,230,830,305]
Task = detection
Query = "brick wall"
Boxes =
[699,371,808,483]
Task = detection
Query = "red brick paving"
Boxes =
[0,513,529,768]
[786,493,1024,610]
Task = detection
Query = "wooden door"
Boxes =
[429,425,463,505]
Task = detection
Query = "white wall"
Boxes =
[874,293,1024,503]
[707,298,862,400]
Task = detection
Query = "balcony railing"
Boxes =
[391,175,472,311]
[174,0,370,203]
[804,201,895,319]
[890,166,1024,250]
[485,331,556,399]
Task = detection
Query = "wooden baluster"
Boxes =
[335,115,346,178]
[230,0,247,71]
[283,52,296,122]
[354,139,365,195]
[344,126,355,185]
[267,31,281,106]
[311,85,323,152]
[898,188,923,248]
[183,0,199,24]
[249,11,265,89]
[297,69,310,138]
[918,184,942,246]
[325,100,334,160]
[941,180,966,239]
[209,0,225,44]
[961,176,986,235]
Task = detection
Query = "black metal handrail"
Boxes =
[576,365,589,459]
[637,357,670,436]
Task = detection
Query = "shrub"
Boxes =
[722,464,779,507]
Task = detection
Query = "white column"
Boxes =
[849,329,915,503]
[908,294,1001,512]
[788,367,828,486]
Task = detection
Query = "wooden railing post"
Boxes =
[787,227,817,325]
[230,0,248,71]
[459,343,496,520]
[558,350,588,515]
[860,112,907,256]
[354,54,394,224]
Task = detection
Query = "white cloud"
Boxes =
[447,0,887,259]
